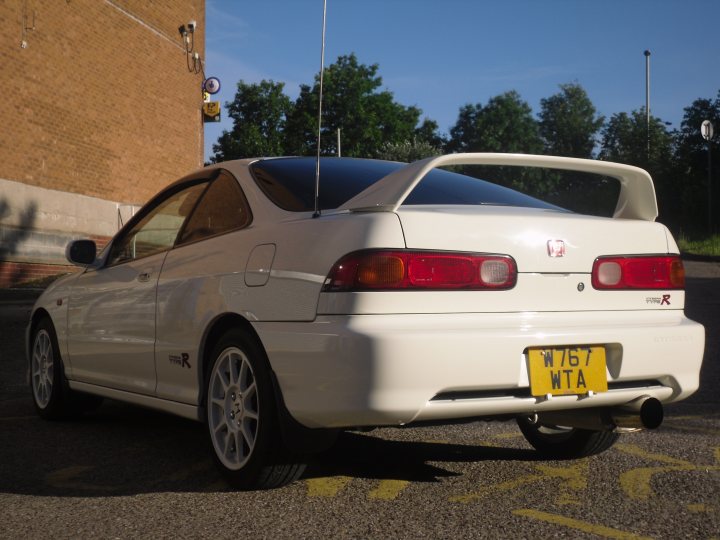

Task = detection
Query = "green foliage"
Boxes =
[209,62,718,237]
[448,91,542,154]
[673,92,720,234]
[374,137,441,162]
[538,83,604,158]
[212,54,443,161]
[446,91,544,194]
[285,54,429,157]
[210,80,292,162]
[677,233,720,256]
[598,108,680,228]
[598,109,673,167]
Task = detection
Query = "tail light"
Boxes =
[592,255,685,290]
[322,250,517,291]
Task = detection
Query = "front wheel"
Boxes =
[516,416,619,459]
[30,317,102,419]
[205,329,305,489]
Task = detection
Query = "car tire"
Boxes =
[30,317,103,419]
[516,416,620,459]
[205,329,305,489]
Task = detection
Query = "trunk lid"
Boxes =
[396,206,671,273]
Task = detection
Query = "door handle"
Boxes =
[137,271,152,282]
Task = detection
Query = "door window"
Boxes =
[108,183,207,266]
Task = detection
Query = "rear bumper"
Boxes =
[254,311,704,429]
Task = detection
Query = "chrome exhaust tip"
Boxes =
[533,397,664,433]
[612,397,663,430]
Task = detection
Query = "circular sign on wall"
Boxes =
[204,77,221,95]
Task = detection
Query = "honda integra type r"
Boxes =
[28,153,705,489]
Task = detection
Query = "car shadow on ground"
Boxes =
[304,430,538,484]
[0,398,541,497]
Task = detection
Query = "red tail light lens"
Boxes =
[323,250,517,291]
[592,255,685,290]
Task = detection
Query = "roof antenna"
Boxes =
[313,0,328,219]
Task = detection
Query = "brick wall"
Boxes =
[0,0,205,287]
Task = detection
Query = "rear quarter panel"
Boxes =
[154,211,405,403]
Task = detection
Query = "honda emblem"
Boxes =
[547,239,566,257]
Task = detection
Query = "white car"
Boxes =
[28,153,705,489]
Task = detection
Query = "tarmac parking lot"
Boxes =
[1,262,718,539]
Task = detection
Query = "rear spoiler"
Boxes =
[338,153,658,221]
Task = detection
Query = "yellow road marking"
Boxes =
[368,479,410,500]
[663,422,720,436]
[513,509,653,540]
[306,475,352,497]
[535,461,587,491]
[450,474,545,503]
[475,439,503,448]
[619,465,695,501]
[45,465,118,492]
[491,432,524,440]
[615,443,692,466]
[667,414,720,420]
[617,445,720,501]
[686,503,713,513]
[451,461,588,504]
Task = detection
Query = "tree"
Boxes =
[599,109,677,228]
[414,118,447,150]
[599,109,672,167]
[447,91,546,194]
[538,83,604,158]
[374,137,441,162]
[285,54,425,157]
[673,91,720,234]
[448,91,543,154]
[210,80,292,162]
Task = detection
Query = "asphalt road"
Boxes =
[1,263,718,539]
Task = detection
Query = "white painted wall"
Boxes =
[0,178,139,264]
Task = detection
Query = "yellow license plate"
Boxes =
[527,346,608,397]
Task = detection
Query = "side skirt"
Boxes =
[69,381,202,421]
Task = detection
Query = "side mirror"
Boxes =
[66,239,97,266]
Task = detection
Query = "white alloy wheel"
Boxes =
[31,328,54,409]
[204,329,307,489]
[207,346,260,470]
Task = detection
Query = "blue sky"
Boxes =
[203,0,720,160]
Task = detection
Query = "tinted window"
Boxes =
[178,172,252,244]
[108,182,207,266]
[250,157,559,212]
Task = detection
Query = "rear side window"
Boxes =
[178,171,252,244]
[250,157,559,212]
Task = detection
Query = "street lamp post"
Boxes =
[702,120,714,233]
[644,50,651,160]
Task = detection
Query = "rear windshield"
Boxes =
[250,157,561,212]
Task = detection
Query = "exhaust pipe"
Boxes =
[535,397,664,432]
[611,396,663,430]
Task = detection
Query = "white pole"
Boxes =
[313,0,328,218]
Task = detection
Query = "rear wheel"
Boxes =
[205,329,305,489]
[516,416,619,459]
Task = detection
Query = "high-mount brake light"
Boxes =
[323,250,517,291]
[592,255,685,290]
